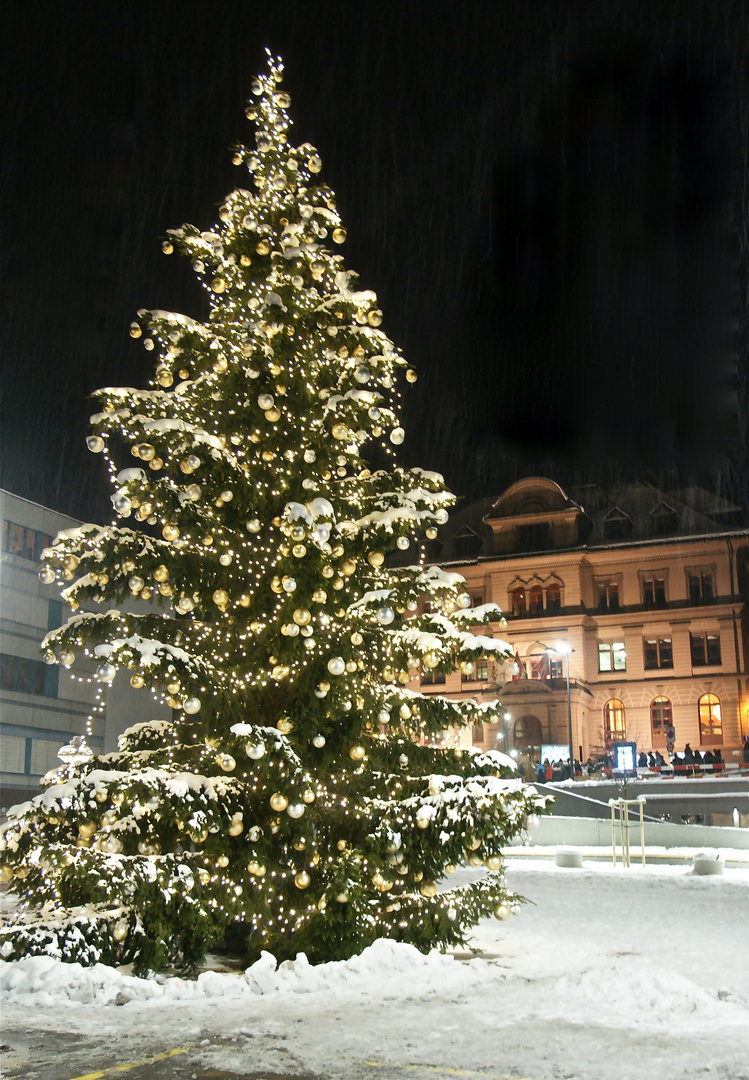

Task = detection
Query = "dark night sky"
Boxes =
[1,0,747,523]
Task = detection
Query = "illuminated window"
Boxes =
[604,699,626,744]
[1,521,51,562]
[690,633,721,666]
[698,693,722,743]
[650,696,672,738]
[528,585,544,615]
[598,641,626,672]
[643,637,673,670]
[546,582,561,613]
[512,587,526,617]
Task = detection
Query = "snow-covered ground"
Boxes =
[2,852,749,1080]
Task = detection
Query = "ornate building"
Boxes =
[414,478,749,766]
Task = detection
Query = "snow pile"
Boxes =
[540,957,749,1031]
[0,938,484,1007]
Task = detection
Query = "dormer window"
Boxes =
[651,502,678,535]
[452,525,482,558]
[602,507,633,540]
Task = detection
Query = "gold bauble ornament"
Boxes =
[293,608,311,625]
[239,594,251,607]
[211,277,226,293]
[423,651,440,669]
[399,704,412,719]
[332,423,349,440]
[302,789,315,804]
[130,674,145,689]
[94,789,108,804]
[425,527,438,540]
[349,745,366,761]
[420,880,438,898]
[256,239,271,255]
[340,559,356,575]
[351,631,363,645]
[321,566,335,579]
[112,920,129,943]
[466,837,482,850]
[367,551,385,567]
[367,309,383,326]
[138,443,155,461]
[458,660,475,676]
[445,863,457,874]
[216,854,230,868]
[292,543,307,558]
[312,589,327,603]
[153,565,169,582]
[415,814,431,830]
[247,860,266,876]
[162,524,180,541]
[494,904,511,921]
[294,870,311,889]
[78,821,97,838]
[270,792,289,812]
[467,853,483,867]
[485,855,502,871]
[276,716,293,733]
[336,840,347,851]
[213,589,230,607]
[228,820,244,836]
[406,369,417,383]
[216,753,236,772]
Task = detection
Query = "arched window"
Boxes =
[650,697,672,743]
[528,585,544,615]
[513,715,543,751]
[698,693,722,744]
[546,582,561,613]
[604,699,626,745]
[512,587,526,617]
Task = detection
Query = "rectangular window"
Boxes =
[643,638,673,670]
[548,658,564,679]
[30,739,63,776]
[2,520,48,562]
[690,633,722,667]
[467,657,489,681]
[599,641,626,672]
[689,573,714,603]
[643,577,667,608]
[1,735,27,774]
[596,581,620,612]
[0,654,58,697]
[421,670,446,686]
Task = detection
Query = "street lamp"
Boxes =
[547,643,574,780]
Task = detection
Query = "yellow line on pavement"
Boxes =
[68,1045,191,1080]
[364,1061,540,1079]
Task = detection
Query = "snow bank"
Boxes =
[0,938,483,1007]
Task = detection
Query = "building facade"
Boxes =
[0,490,166,808]
[414,479,749,767]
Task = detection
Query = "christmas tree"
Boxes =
[0,53,547,975]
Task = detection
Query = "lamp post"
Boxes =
[503,710,511,756]
[547,644,574,780]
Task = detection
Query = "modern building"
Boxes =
[414,478,749,767]
[0,490,166,808]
